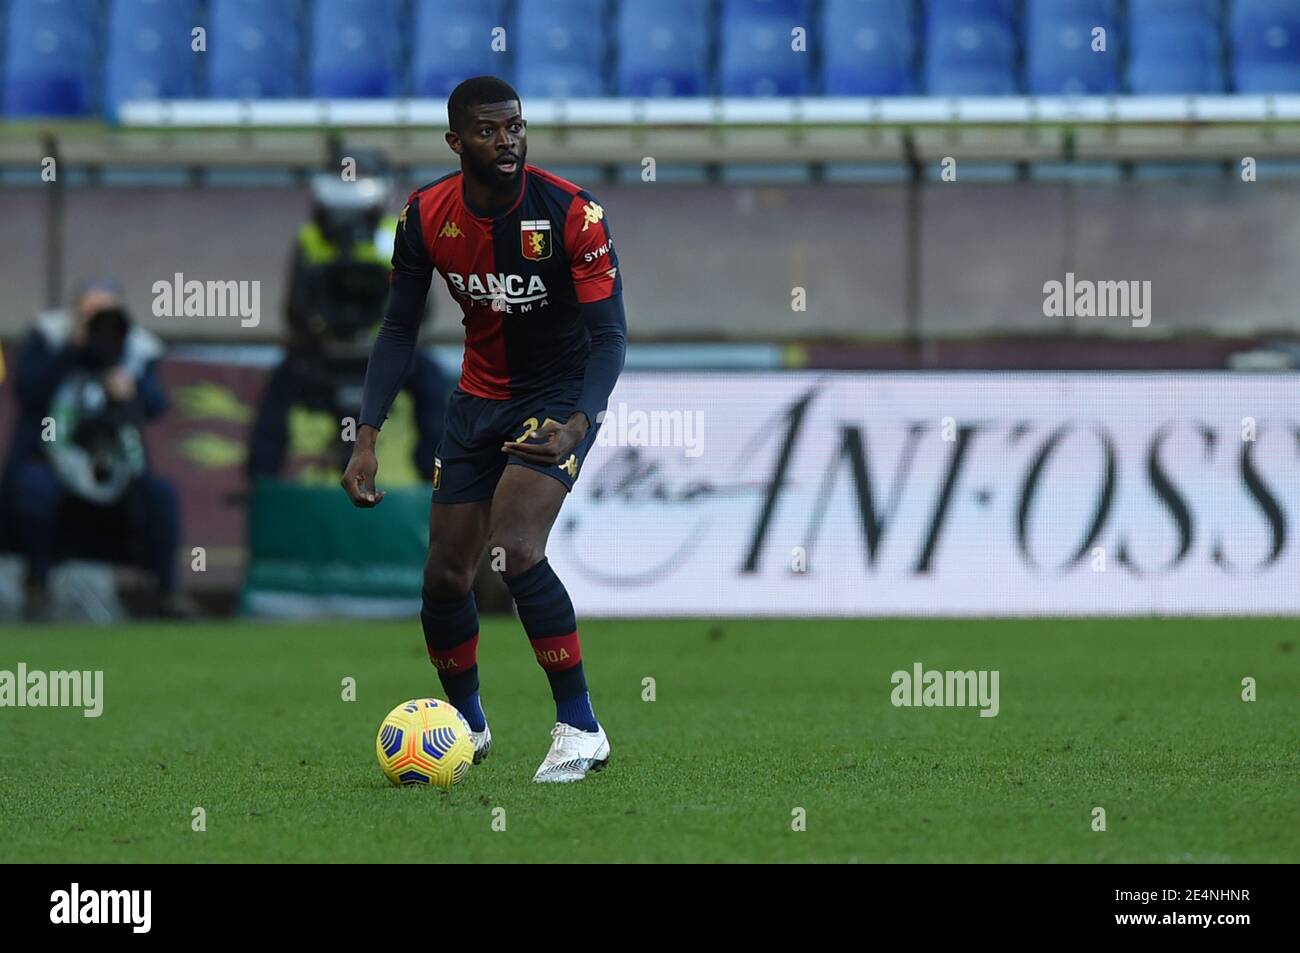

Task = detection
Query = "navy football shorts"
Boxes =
[431,377,601,503]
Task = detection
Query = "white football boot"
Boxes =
[532,722,610,783]
[471,722,492,765]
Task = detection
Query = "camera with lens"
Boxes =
[46,305,147,504]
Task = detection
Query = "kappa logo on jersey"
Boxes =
[559,454,578,478]
[432,457,441,490]
[581,201,604,231]
[520,219,552,261]
[439,220,463,239]
[398,204,410,229]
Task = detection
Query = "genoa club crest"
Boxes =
[520,219,552,261]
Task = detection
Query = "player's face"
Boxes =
[453,101,527,188]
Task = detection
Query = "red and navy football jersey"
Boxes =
[395,165,621,399]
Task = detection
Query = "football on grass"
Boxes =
[375,698,475,788]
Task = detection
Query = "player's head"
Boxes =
[445,76,526,188]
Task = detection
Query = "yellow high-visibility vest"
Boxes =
[297,216,398,265]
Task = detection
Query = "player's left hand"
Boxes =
[501,414,589,466]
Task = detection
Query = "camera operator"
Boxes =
[0,280,184,620]
[248,164,447,480]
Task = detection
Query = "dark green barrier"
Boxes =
[241,479,428,613]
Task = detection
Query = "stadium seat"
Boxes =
[3,0,98,116]
[412,0,508,98]
[1025,4,1122,95]
[1127,20,1225,93]
[821,0,917,95]
[719,1,813,95]
[209,0,302,98]
[924,17,1019,95]
[105,0,201,110]
[615,0,711,97]
[1230,0,1300,93]
[516,0,611,64]
[515,0,611,98]
[310,0,403,98]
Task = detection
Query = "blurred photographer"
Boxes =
[0,280,183,620]
[248,162,447,479]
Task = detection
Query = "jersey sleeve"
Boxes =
[564,191,621,304]
[390,192,434,286]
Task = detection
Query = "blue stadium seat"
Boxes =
[1127,20,1225,93]
[615,0,710,96]
[412,0,507,98]
[105,0,200,109]
[1231,0,1300,93]
[3,0,98,116]
[1126,0,1222,94]
[719,2,813,95]
[516,0,610,65]
[209,0,302,98]
[310,0,403,97]
[515,0,610,97]
[924,18,1019,95]
[1026,7,1122,94]
[821,0,917,95]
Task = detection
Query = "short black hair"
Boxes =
[447,76,521,133]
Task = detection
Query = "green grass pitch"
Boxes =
[0,618,1295,863]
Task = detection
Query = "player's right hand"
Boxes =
[341,447,385,507]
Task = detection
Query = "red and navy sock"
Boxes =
[420,589,487,732]
[503,557,598,732]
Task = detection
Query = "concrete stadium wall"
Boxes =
[2,178,1298,341]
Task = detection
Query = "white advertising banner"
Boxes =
[549,372,1300,616]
